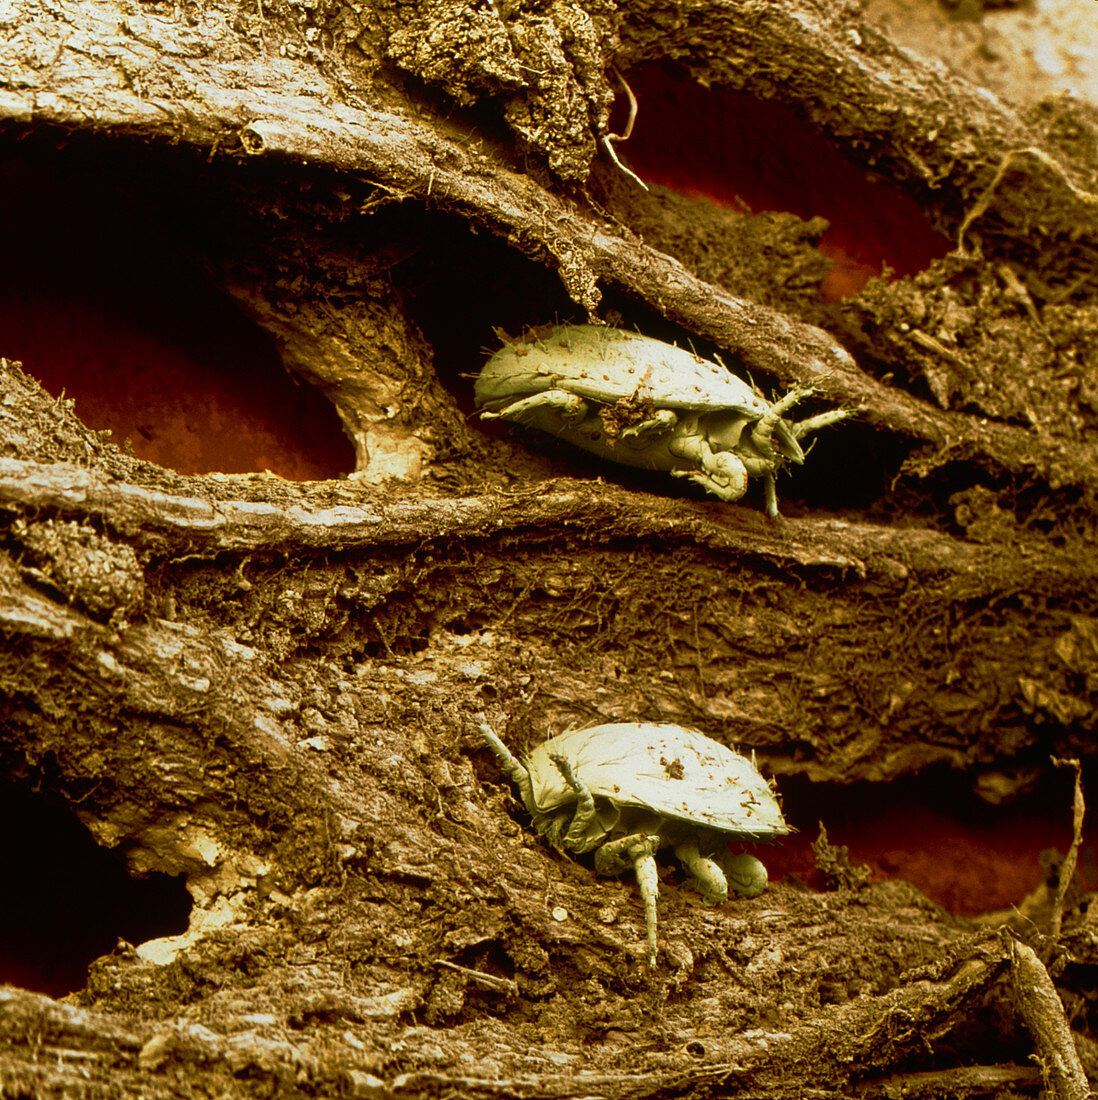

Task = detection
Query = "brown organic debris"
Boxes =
[0,0,1096,1096]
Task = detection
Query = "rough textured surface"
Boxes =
[0,0,1096,1096]
[866,0,1098,113]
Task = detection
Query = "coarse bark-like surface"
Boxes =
[0,0,1096,1097]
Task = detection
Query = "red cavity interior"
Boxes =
[615,67,951,300]
[760,772,1094,916]
[0,159,354,480]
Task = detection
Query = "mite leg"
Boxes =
[764,472,779,520]
[547,752,599,851]
[596,834,662,968]
[751,386,814,462]
[668,436,750,503]
[674,838,728,905]
[717,851,769,899]
[620,408,679,446]
[792,407,854,440]
[476,714,537,817]
[480,389,588,425]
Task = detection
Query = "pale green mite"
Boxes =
[474,324,852,517]
[477,716,790,969]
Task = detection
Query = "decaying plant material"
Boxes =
[0,0,1096,1096]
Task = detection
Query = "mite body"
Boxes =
[475,324,851,516]
[477,717,789,967]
